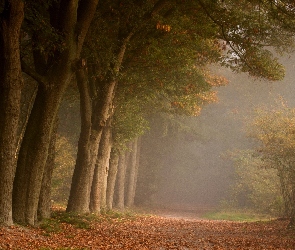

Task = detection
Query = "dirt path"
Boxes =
[0,213,294,249]
[151,206,213,220]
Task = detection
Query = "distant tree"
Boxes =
[229,150,283,215]
[247,102,295,227]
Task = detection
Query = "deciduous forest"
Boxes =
[1,0,295,249]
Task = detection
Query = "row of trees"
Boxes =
[1,0,295,226]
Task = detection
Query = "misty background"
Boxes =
[136,54,295,210]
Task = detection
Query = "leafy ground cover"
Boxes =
[0,209,294,249]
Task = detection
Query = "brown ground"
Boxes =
[0,212,294,249]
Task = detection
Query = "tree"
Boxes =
[89,120,112,213]
[0,0,24,226]
[247,102,295,227]
[106,149,120,210]
[229,150,283,215]
[125,137,140,208]
[12,0,99,225]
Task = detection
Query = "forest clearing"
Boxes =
[0,208,294,250]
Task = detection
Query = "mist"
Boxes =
[136,55,295,211]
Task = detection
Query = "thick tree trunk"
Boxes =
[13,84,68,225]
[37,117,58,220]
[66,62,94,213]
[89,122,112,213]
[106,149,119,210]
[0,0,24,226]
[125,138,139,208]
[16,84,38,157]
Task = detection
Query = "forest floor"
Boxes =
[0,208,294,250]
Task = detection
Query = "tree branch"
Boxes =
[76,0,99,55]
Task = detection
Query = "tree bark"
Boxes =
[37,116,58,220]
[66,61,94,213]
[115,150,130,210]
[288,188,295,228]
[89,122,112,213]
[0,0,24,226]
[125,138,139,208]
[99,126,112,211]
[106,149,119,210]
[132,137,141,206]
[13,84,67,225]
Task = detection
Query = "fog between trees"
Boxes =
[137,55,295,211]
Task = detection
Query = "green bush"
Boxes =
[227,150,284,216]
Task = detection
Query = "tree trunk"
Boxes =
[66,62,94,213]
[125,138,139,208]
[13,84,68,225]
[115,150,130,210]
[37,117,58,220]
[12,0,99,225]
[99,126,112,211]
[132,137,141,206]
[89,122,112,213]
[67,32,132,213]
[16,83,38,157]
[106,149,119,210]
[288,190,295,228]
[0,0,24,226]
[67,75,116,213]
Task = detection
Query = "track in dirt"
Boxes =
[0,212,294,249]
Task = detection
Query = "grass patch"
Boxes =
[51,210,101,229]
[40,207,142,234]
[102,209,138,221]
[40,218,62,234]
[202,210,273,222]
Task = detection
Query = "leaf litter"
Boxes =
[0,212,294,249]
